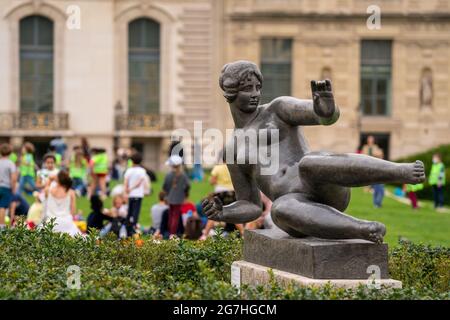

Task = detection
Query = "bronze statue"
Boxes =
[202,60,425,243]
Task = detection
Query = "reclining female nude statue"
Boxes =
[202,60,425,243]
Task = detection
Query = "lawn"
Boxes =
[25,172,450,247]
[348,187,450,247]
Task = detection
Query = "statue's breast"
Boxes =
[228,111,289,165]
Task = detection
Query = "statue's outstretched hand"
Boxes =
[202,196,224,221]
[311,79,335,118]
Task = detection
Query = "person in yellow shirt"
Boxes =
[200,152,244,240]
[210,163,234,192]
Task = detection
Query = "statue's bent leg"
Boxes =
[299,153,425,187]
[271,193,386,243]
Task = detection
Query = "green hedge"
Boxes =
[396,144,450,206]
[0,222,448,300]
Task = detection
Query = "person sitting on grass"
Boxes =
[42,170,81,237]
[86,195,112,231]
[100,194,128,239]
[147,191,169,237]
[0,143,17,229]
[9,193,30,226]
[181,190,199,227]
[26,191,44,229]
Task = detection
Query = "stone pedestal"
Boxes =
[232,260,402,290]
[232,229,402,289]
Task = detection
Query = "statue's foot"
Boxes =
[360,221,386,243]
[401,160,426,184]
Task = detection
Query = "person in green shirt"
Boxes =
[69,147,88,197]
[18,142,36,195]
[48,145,63,169]
[429,153,446,209]
[404,183,424,209]
[88,148,109,200]
[8,146,21,167]
[9,152,17,165]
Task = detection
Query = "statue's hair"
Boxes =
[219,60,263,103]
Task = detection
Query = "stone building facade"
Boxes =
[0,0,449,169]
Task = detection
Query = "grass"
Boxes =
[348,187,450,247]
[24,172,450,247]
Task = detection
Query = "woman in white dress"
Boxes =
[43,170,81,237]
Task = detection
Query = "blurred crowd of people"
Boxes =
[0,135,446,238]
[0,137,275,240]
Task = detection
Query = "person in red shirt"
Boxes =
[181,191,198,227]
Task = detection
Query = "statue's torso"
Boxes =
[227,105,312,200]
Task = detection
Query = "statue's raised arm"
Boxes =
[271,79,340,127]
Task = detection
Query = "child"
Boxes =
[429,153,446,210]
[148,191,168,236]
[100,194,128,238]
[36,153,59,190]
[404,183,424,209]
[26,191,44,229]
[89,148,109,199]
[18,142,36,195]
[162,155,190,238]
[124,152,149,236]
[0,144,17,229]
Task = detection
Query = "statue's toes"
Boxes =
[412,161,426,182]
[414,160,425,172]
[366,222,385,244]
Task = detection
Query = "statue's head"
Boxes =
[219,60,263,113]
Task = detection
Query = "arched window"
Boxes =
[19,15,54,113]
[128,18,160,114]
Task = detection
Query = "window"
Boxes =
[128,18,160,114]
[260,38,292,104]
[20,15,54,113]
[360,40,392,116]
